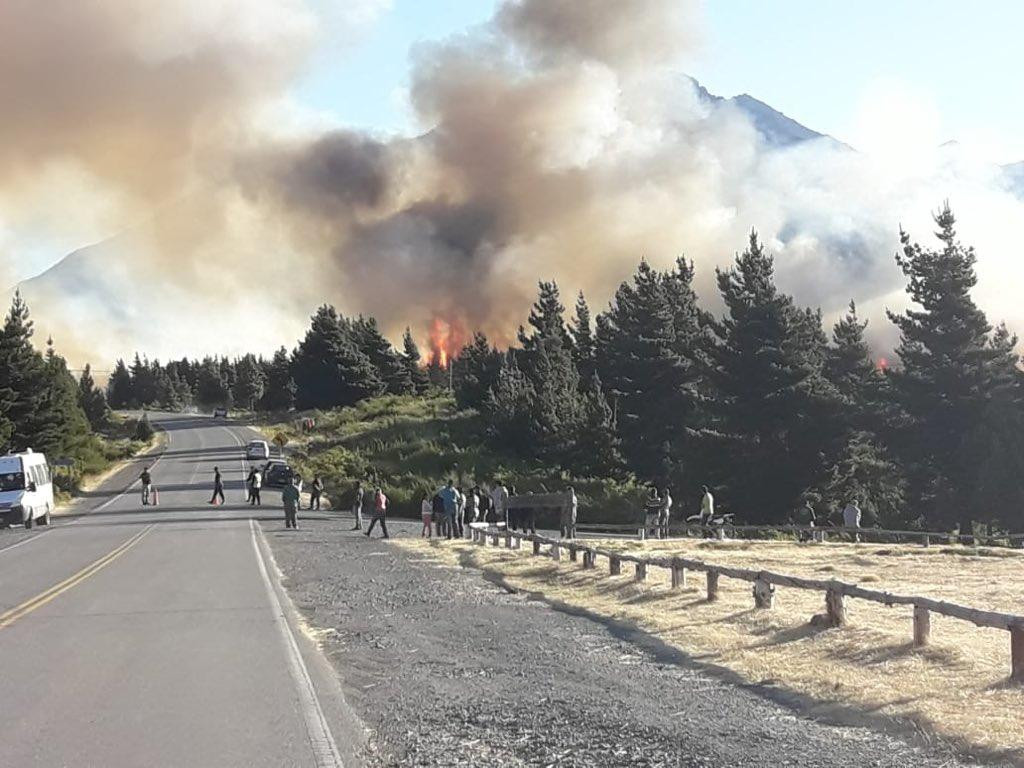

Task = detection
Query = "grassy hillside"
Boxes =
[267,394,647,521]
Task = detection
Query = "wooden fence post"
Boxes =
[583,550,596,569]
[707,570,720,602]
[753,577,775,609]
[825,587,846,627]
[609,556,621,576]
[635,562,647,582]
[671,561,686,589]
[1011,624,1024,682]
[532,539,541,556]
[551,543,561,561]
[913,605,931,647]
[569,545,578,562]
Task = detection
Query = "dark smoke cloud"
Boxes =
[6,0,1024,366]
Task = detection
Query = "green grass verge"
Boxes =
[263,394,648,522]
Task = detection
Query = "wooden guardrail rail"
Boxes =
[467,524,1024,682]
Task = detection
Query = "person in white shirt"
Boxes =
[491,483,509,526]
[842,499,862,542]
[561,486,578,539]
[249,469,262,507]
[700,485,714,525]
[658,487,672,539]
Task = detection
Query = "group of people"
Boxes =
[417,480,513,539]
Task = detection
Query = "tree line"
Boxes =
[88,206,1024,534]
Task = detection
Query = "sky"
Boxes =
[297,0,1024,161]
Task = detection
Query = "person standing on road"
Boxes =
[365,487,389,538]
[351,482,365,531]
[491,482,509,529]
[282,476,300,529]
[561,486,578,539]
[659,487,673,539]
[140,466,153,506]
[421,493,433,538]
[309,476,324,510]
[209,466,225,505]
[245,467,256,502]
[249,468,262,506]
[439,480,458,539]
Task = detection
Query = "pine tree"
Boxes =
[106,359,134,409]
[35,338,92,457]
[292,306,383,409]
[700,233,835,523]
[483,354,535,455]
[352,316,412,395]
[452,332,502,410]
[569,291,596,381]
[78,363,111,430]
[400,328,430,394]
[0,291,49,452]
[595,260,702,486]
[261,347,297,412]
[195,358,232,408]
[887,205,1023,534]
[573,373,623,476]
[817,431,907,528]
[233,354,266,410]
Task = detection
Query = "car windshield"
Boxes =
[0,472,26,492]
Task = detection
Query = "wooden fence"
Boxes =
[467,524,1024,682]
[669,522,1024,548]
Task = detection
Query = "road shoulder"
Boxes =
[262,517,993,767]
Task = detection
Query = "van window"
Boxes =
[0,472,25,491]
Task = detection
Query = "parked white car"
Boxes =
[0,450,55,529]
[246,440,271,461]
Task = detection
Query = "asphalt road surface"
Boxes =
[0,414,362,768]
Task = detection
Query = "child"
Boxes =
[421,493,433,538]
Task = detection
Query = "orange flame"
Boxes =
[877,357,889,372]
[426,315,467,369]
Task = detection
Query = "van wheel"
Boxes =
[41,507,51,526]
[24,510,33,529]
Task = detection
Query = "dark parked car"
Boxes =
[263,460,294,488]
[213,407,228,418]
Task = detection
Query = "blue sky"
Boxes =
[297,0,1024,161]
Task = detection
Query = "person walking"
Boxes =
[659,487,673,539]
[140,466,153,506]
[250,468,262,506]
[309,476,324,511]
[431,492,445,537]
[365,487,389,538]
[209,466,225,505]
[245,467,257,503]
[479,486,493,524]
[439,480,458,539]
[467,486,480,524]
[421,493,433,538]
[351,482,365,531]
[561,486,578,539]
[282,476,300,529]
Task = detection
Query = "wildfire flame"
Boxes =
[426,315,467,369]
[877,357,889,372]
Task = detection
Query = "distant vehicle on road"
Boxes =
[0,450,55,529]
[263,460,294,488]
[246,440,271,461]
[213,407,229,418]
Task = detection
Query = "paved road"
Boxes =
[0,415,361,768]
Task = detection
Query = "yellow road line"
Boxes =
[0,525,155,630]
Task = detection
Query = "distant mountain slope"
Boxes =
[688,76,838,149]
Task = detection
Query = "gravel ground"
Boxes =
[264,515,1007,767]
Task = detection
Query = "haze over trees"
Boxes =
[11,205,1001,534]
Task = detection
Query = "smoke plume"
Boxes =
[4,0,1024,366]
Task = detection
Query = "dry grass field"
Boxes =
[396,535,1024,761]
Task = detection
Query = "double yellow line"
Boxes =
[0,525,154,630]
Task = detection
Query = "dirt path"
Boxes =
[261,516,1004,767]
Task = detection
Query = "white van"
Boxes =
[0,451,55,529]
[245,440,271,461]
